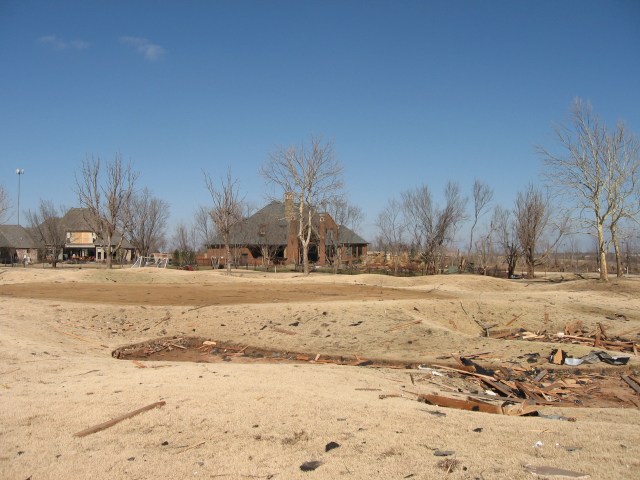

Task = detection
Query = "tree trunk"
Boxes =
[302,242,310,275]
[106,232,113,269]
[596,222,608,281]
[610,224,623,277]
[225,243,231,274]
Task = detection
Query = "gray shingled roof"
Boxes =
[210,201,368,247]
[0,225,40,248]
[61,208,94,231]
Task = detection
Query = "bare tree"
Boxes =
[127,188,169,258]
[402,182,467,274]
[514,185,566,278]
[172,221,197,267]
[261,136,343,275]
[26,200,66,267]
[606,125,640,276]
[468,180,493,255]
[539,99,640,281]
[376,198,406,275]
[0,184,10,223]
[193,205,214,250]
[75,154,138,268]
[325,197,364,273]
[492,205,519,278]
[204,169,244,274]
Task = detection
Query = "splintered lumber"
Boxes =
[419,393,502,414]
[482,378,516,397]
[272,327,297,335]
[523,464,590,478]
[533,370,548,383]
[621,375,640,395]
[73,401,166,437]
[432,364,496,382]
[385,319,422,333]
[505,313,523,326]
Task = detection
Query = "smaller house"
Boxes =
[0,225,40,264]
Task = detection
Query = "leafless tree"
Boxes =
[539,99,640,280]
[376,198,406,275]
[325,197,365,273]
[172,221,197,267]
[204,169,245,274]
[26,200,66,267]
[514,185,566,278]
[261,136,343,275]
[127,188,169,258]
[402,182,467,274]
[193,205,214,250]
[468,180,493,255]
[492,205,519,278]
[605,125,640,276]
[74,154,138,268]
[0,184,10,223]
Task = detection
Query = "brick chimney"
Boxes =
[284,192,294,220]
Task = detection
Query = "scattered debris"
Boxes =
[325,441,340,452]
[437,458,460,473]
[523,464,590,478]
[177,441,206,453]
[433,450,455,457]
[300,460,322,472]
[73,401,166,437]
[491,324,637,354]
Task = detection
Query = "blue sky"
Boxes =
[1,0,639,245]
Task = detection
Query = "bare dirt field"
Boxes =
[1,267,639,479]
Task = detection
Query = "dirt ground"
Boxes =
[1,267,639,479]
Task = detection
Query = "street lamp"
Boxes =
[16,168,24,226]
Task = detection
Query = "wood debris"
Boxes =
[488,324,638,354]
[73,401,166,437]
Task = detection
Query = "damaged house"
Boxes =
[205,194,367,268]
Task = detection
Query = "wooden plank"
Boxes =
[272,327,297,335]
[432,364,496,382]
[533,370,548,383]
[418,393,502,414]
[621,375,640,395]
[73,401,166,437]
[505,313,523,326]
[523,464,590,478]
[482,378,515,397]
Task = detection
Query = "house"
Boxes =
[204,194,368,268]
[0,224,40,264]
[59,208,134,262]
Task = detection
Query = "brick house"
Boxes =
[204,194,367,268]
[0,224,40,264]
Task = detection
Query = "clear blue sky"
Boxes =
[1,0,639,245]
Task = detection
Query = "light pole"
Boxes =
[16,168,24,226]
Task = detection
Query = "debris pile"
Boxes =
[488,319,638,355]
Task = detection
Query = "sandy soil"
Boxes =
[1,266,639,479]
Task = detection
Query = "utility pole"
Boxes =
[16,168,24,225]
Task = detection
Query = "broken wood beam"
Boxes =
[418,393,502,414]
[621,375,640,395]
[73,401,166,437]
[482,378,516,397]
